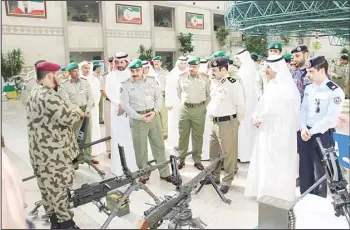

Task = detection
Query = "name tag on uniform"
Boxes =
[79,89,85,94]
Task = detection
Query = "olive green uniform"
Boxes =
[177,71,210,163]
[21,71,38,105]
[120,75,171,180]
[335,63,349,98]
[59,77,94,160]
[154,67,169,137]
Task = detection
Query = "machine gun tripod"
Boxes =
[22,117,108,183]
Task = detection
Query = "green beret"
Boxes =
[152,56,162,61]
[212,51,226,58]
[60,66,67,71]
[93,63,102,68]
[66,62,79,71]
[251,52,259,58]
[283,53,293,61]
[188,56,200,65]
[268,41,282,51]
[128,59,142,69]
[92,60,100,65]
[258,55,264,60]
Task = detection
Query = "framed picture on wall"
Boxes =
[186,12,204,29]
[5,1,47,18]
[116,4,142,24]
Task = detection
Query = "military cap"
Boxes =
[92,60,100,65]
[187,56,200,65]
[128,59,142,69]
[108,56,114,62]
[306,56,326,69]
[258,55,264,60]
[178,56,188,61]
[36,61,61,72]
[235,48,248,55]
[34,60,46,67]
[251,52,259,58]
[283,53,293,61]
[115,52,128,59]
[200,59,208,64]
[66,62,79,71]
[291,45,308,54]
[340,54,349,61]
[212,51,226,58]
[225,56,234,65]
[60,66,67,71]
[152,56,162,61]
[210,57,228,68]
[268,41,282,51]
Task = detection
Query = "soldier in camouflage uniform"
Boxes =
[152,56,169,140]
[336,54,349,98]
[26,61,88,229]
[120,59,172,184]
[59,66,70,82]
[177,56,210,171]
[59,62,98,164]
[21,60,46,105]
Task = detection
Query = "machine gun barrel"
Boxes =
[138,153,226,229]
[79,136,111,150]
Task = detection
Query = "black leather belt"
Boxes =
[212,114,237,123]
[137,108,154,115]
[184,101,205,108]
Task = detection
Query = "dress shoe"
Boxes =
[220,185,230,194]
[91,159,99,164]
[194,163,204,171]
[163,135,168,140]
[178,161,185,169]
[139,177,149,184]
[160,176,173,183]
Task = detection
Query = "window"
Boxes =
[67,1,100,23]
[213,14,225,31]
[153,5,174,28]
[154,51,174,71]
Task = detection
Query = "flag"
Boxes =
[118,6,141,23]
[188,13,203,28]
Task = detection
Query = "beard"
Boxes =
[117,66,127,71]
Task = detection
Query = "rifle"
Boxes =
[138,153,228,229]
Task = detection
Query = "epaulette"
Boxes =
[227,76,236,83]
[102,71,109,76]
[326,81,338,91]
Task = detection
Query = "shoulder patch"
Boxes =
[227,76,236,83]
[326,81,338,91]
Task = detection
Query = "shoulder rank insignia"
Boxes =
[102,71,109,76]
[227,76,236,83]
[326,81,338,91]
[220,78,226,83]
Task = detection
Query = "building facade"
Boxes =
[2,1,227,74]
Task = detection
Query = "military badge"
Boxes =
[306,61,311,68]
[274,44,278,49]
[213,61,218,67]
[136,64,139,68]
[297,46,301,52]
[334,96,342,104]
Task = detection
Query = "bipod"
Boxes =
[196,175,232,204]
[168,204,207,229]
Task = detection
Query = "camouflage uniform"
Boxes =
[336,63,349,98]
[59,77,94,161]
[154,67,169,137]
[26,84,82,223]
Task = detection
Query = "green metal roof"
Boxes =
[224,1,350,43]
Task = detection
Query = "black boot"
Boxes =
[49,214,60,229]
[60,219,80,229]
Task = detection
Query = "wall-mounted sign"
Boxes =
[116,4,142,24]
[186,12,204,29]
[5,1,47,18]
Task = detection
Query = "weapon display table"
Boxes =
[293,194,348,229]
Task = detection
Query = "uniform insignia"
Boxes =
[306,61,311,68]
[297,46,301,51]
[213,61,218,67]
[227,76,236,83]
[274,44,278,49]
[334,96,342,104]
[221,78,226,83]
[326,81,338,91]
[102,72,109,76]
[136,64,139,68]
[120,87,123,93]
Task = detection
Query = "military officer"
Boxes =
[336,54,349,98]
[120,59,172,184]
[283,53,293,72]
[59,62,98,164]
[60,66,70,81]
[299,56,345,198]
[204,57,245,194]
[26,61,88,229]
[177,56,210,171]
[152,56,169,140]
[21,60,46,105]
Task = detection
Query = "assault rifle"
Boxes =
[138,153,229,229]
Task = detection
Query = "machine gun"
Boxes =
[137,153,228,229]
[22,117,109,183]
[258,137,350,229]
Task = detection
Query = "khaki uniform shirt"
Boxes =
[154,67,169,91]
[21,70,38,105]
[337,63,349,83]
[26,84,82,167]
[177,71,210,104]
[59,77,94,112]
[120,75,162,120]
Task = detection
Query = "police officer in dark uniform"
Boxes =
[299,56,345,198]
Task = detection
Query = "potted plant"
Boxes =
[177,33,195,55]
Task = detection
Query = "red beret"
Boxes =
[36,61,61,72]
